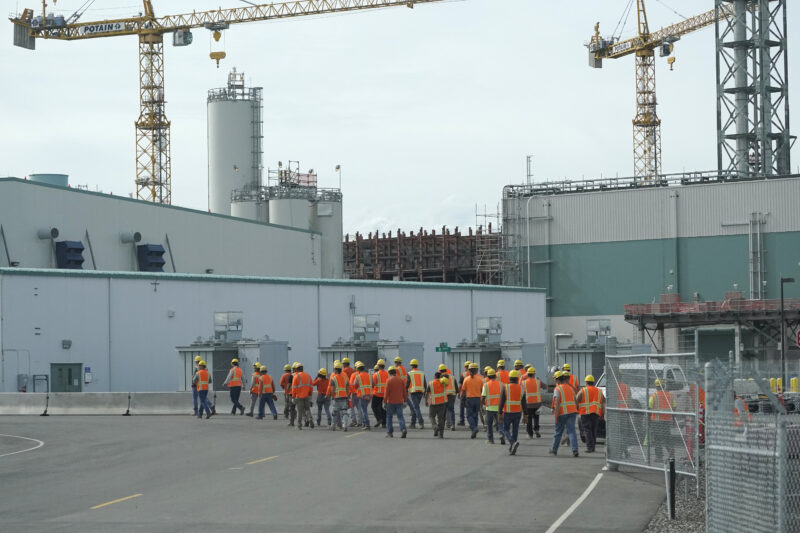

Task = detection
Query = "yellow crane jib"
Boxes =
[9,0,445,204]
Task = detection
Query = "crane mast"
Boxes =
[10,0,443,204]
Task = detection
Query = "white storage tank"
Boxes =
[231,198,268,223]
[269,198,310,230]
[207,68,263,215]
[310,198,343,278]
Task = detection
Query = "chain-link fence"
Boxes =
[604,353,700,488]
[705,360,800,532]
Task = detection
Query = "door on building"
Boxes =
[51,363,82,392]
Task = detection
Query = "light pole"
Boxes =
[335,165,341,190]
[780,276,795,388]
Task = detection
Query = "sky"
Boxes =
[1,0,798,236]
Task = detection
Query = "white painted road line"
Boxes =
[545,472,604,533]
[0,433,45,458]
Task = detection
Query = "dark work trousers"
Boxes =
[526,404,542,436]
[581,413,600,452]
[466,397,481,431]
[229,386,244,413]
[446,395,456,427]
[431,404,447,436]
[459,396,467,424]
[485,410,500,442]
[372,395,386,426]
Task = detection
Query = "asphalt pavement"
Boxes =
[0,412,664,532]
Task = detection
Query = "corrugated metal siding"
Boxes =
[506,177,800,245]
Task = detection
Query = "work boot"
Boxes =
[451,425,455,432]
[535,431,541,438]
[205,413,212,419]
[310,421,315,429]
[344,425,348,432]
[197,414,203,419]
[409,422,417,429]
[434,429,439,437]
[329,425,336,431]
[364,426,371,431]
[470,430,478,439]
[193,410,199,417]
[511,442,520,456]
[500,436,506,445]
[401,429,407,439]
[457,421,465,426]
[549,449,557,456]
[297,423,302,431]
[288,422,294,427]
[439,432,444,439]
[487,439,494,444]
[273,415,278,420]
[573,450,580,458]
[386,433,393,438]
[211,406,216,415]
[239,406,245,415]
[246,413,254,417]
[420,422,425,430]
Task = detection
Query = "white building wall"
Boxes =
[0,270,546,392]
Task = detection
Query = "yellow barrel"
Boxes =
[770,378,777,393]
[791,377,799,393]
[777,378,783,393]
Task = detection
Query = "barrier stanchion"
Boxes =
[41,394,49,416]
[123,393,131,416]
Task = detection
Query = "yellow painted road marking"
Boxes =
[345,431,367,439]
[246,455,278,465]
[91,493,142,510]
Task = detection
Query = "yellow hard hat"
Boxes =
[654,379,663,387]
[469,362,479,370]
[394,356,402,363]
[355,361,364,369]
[410,359,419,366]
[484,366,491,374]
[333,359,341,366]
[342,357,350,364]
[333,361,343,369]
[253,362,260,368]
[231,358,239,364]
[260,365,267,372]
[464,361,472,368]
[486,368,497,377]
[319,368,327,376]
[497,360,506,368]
[527,367,536,375]
[198,360,207,366]
[562,363,571,371]
[292,362,300,369]
[388,366,396,372]
[509,370,520,379]
[374,365,379,370]
[283,364,291,371]
[194,355,202,362]
[514,359,523,366]
[554,370,562,379]
[440,377,450,386]
[377,359,386,366]
[438,364,447,372]
[585,375,595,383]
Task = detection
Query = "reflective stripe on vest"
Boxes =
[228,366,243,387]
[503,383,522,413]
[292,372,312,397]
[556,384,577,416]
[396,365,408,384]
[409,369,425,393]
[485,379,501,407]
[197,369,210,391]
[373,370,388,396]
[578,386,601,415]
[524,377,542,404]
[331,373,349,399]
[260,374,274,395]
[445,375,456,395]
[617,383,630,409]
[430,380,447,405]
[650,391,673,421]
[357,372,372,396]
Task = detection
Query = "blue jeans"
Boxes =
[258,394,278,418]
[446,396,456,426]
[466,397,481,431]
[385,403,407,435]
[486,410,499,441]
[316,396,332,425]
[229,386,243,413]
[192,387,199,414]
[459,396,467,424]
[358,397,371,428]
[198,390,212,415]
[501,411,521,445]
[408,392,424,425]
[552,412,579,453]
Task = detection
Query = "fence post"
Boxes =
[777,417,787,532]
[645,356,651,466]
[668,458,676,520]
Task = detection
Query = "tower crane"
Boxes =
[10,0,443,204]
[586,1,732,180]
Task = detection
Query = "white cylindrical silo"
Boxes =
[310,198,344,279]
[231,198,268,223]
[269,198,311,230]
[207,68,263,215]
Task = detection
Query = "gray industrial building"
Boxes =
[0,268,545,393]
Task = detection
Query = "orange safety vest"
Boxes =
[408,369,425,393]
[396,365,408,384]
[250,373,261,394]
[484,379,501,408]
[523,377,542,404]
[330,373,349,399]
[372,369,389,397]
[342,366,354,380]
[429,379,447,405]
[196,369,210,391]
[497,370,510,385]
[444,374,457,396]
[503,383,522,413]
[650,391,673,421]
[578,385,602,415]
[292,372,313,399]
[617,383,631,409]
[554,384,578,416]
[567,373,579,393]
[260,374,274,395]
[356,371,372,397]
[228,366,243,388]
[734,397,752,427]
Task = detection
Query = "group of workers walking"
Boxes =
[191,356,607,457]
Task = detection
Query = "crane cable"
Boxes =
[653,0,687,20]
[612,0,635,42]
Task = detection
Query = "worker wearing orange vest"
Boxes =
[426,371,449,438]
[523,367,543,439]
[733,392,752,428]
[291,363,315,430]
[246,361,261,417]
[341,358,358,427]
[407,359,427,429]
[192,360,214,419]
[312,368,332,427]
[498,370,524,455]
[482,368,503,444]
[496,360,510,385]
[327,361,350,431]
[222,358,246,415]
[280,364,295,424]
[649,379,676,461]
[372,359,389,428]
[550,371,580,457]
[353,361,372,430]
[256,365,278,420]
[461,362,484,439]
[458,361,471,426]
[191,355,202,416]
[576,375,604,453]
